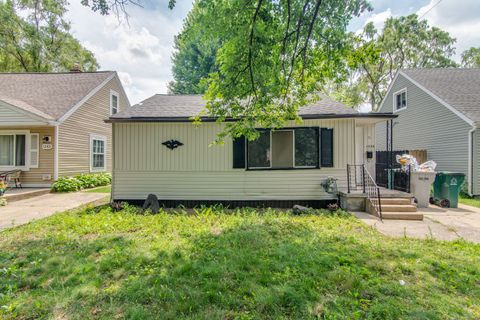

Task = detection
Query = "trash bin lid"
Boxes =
[436,172,465,176]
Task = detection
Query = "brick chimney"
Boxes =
[70,63,82,73]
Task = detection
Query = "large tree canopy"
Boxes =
[0,0,98,72]
[168,5,219,94]
[178,0,371,142]
[461,47,480,68]
[339,14,457,110]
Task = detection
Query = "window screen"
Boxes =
[395,91,406,110]
[295,128,319,167]
[271,131,293,168]
[15,135,26,166]
[92,138,106,170]
[0,135,14,166]
[247,131,270,168]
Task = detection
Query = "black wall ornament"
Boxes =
[162,139,184,150]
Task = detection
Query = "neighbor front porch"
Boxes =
[0,126,56,187]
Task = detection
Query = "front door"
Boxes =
[355,126,365,166]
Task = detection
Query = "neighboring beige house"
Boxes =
[107,94,395,208]
[0,71,130,187]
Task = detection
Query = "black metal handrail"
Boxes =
[346,164,366,193]
[347,164,382,220]
[364,167,382,220]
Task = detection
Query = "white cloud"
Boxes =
[364,8,392,30]
[64,0,480,107]
[417,0,480,60]
[66,1,191,104]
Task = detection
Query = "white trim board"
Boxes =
[377,72,400,112]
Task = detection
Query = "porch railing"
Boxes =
[347,164,382,220]
[346,164,365,193]
[364,167,382,220]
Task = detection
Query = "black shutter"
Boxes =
[233,136,246,168]
[320,128,333,167]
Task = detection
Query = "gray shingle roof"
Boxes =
[401,68,480,123]
[111,94,359,120]
[0,71,115,120]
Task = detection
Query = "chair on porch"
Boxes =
[0,170,22,188]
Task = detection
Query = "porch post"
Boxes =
[53,124,59,181]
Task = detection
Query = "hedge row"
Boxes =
[51,173,111,192]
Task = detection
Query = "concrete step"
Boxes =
[380,198,412,205]
[381,212,424,221]
[3,188,51,202]
[380,204,417,212]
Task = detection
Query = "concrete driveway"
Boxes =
[354,204,480,243]
[0,191,108,231]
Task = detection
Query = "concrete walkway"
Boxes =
[0,191,109,231]
[353,204,480,243]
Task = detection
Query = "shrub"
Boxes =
[52,173,111,192]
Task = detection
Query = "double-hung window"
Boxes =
[90,135,106,172]
[394,89,407,111]
[234,127,333,170]
[0,133,27,167]
[110,91,119,115]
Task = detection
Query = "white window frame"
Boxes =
[0,130,31,171]
[110,90,120,115]
[393,88,407,112]
[90,134,107,172]
[30,133,39,168]
[247,129,318,170]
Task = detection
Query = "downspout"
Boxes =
[468,126,476,196]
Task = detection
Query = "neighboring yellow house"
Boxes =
[0,71,130,187]
[107,95,395,208]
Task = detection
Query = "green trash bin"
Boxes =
[432,172,465,208]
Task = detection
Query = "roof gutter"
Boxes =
[104,113,398,123]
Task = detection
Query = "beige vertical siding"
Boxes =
[0,126,54,186]
[58,76,129,177]
[113,119,356,200]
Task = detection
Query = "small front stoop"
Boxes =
[367,197,423,221]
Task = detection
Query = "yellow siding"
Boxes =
[58,76,129,176]
[113,119,356,200]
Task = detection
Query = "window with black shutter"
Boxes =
[320,128,333,167]
[232,136,246,168]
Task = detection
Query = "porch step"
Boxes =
[380,198,412,205]
[380,204,417,212]
[381,212,424,221]
[2,188,51,202]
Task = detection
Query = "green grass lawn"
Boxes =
[459,195,480,208]
[1,206,479,319]
[85,185,111,193]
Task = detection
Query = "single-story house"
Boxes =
[107,94,395,207]
[376,68,480,196]
[0,71,130,187]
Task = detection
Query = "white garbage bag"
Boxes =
[396,154,419,171]
[418,160,436,172]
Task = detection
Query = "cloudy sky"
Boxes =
[66,0,480,105]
